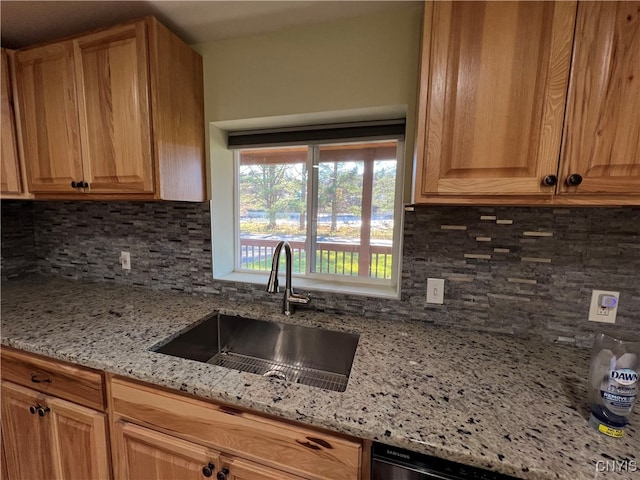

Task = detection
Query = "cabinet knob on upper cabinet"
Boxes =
[81,181,89,188]
[29,405,39,414]
[541,175,558,187]
[71,181,78,188]
[37,406,50,417]
[566,174,583,186]
[216,468,229,480]
[202,463,215,478]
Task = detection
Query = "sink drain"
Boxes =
[208,351,350,392]
[263,369,288,381]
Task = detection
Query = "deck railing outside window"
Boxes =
[240,238,393,279]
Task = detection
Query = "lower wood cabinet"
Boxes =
[110,377,363,480]
[0,347,110,480]
[114,421,304,480]
[218,455,305,480]
[1,381,109,480]
[0,348,364,480]
[114,421,220,480]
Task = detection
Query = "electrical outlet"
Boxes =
[426,278,445,304]
[588,289,619,323]
[120,251,131,270]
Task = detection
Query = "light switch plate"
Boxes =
[426,278,445,304]
[588,289,619,323]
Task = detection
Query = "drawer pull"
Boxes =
[306,436,333,449]
[31,373,52,384]
[202,462,215,477]
[296,439,322,450]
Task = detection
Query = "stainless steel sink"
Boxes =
[152,313,359,392]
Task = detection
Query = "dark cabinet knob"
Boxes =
[541,175,557,187]
[29,405,38,414]
[566,174,583,186]
[37,406,50,417]
[202,463,215,478]
[81,181,89,188]
[216,468,229,480]
[71,181,78,188]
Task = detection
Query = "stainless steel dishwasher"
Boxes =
[372,442,520,480]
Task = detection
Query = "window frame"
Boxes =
[231,138,405,297]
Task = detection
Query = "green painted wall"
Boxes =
[193,4,424,200]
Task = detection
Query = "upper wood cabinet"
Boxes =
[13,17,205,201]
[558,1,640,196]
[14,42,84,194]
[1,49,29,198]
[413,1,640,205]
[414,1,576,201]
[75,22,154,194]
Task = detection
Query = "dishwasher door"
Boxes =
[372,457,457,479]
[371,443,519,480]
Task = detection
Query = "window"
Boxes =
[233,130,404,295]
[209,118,405,298]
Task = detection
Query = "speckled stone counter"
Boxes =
[1,277,638,480]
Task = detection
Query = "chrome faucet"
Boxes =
[266,241,310,315]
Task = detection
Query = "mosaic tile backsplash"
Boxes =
[1,201,37,279]
[1,200,639,346]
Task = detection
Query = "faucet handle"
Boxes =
[288,292,310,305]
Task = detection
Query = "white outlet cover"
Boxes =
[588,289,619,323]
[120,251,131,271]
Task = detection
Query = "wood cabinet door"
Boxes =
[414,1,576,200]
[558,1,640,195]
[74,21,154,194]
[114,421,220,480]
[14,42,84,194]
[47,395,110,480]
[1,382,54,480]
[220,455,304,480]
[1,49,23,195]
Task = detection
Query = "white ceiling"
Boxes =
[1,1,421,49]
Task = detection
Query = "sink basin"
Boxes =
[152,313,359,392]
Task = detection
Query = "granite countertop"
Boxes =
[1,277,637,480]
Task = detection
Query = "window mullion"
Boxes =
[233,151,241,271]
[359,155,374,277]
[306,146,318,275]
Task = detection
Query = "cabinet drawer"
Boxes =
[0,348,104,411]
[111,377,361,480]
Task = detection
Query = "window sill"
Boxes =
[214,271,400,300]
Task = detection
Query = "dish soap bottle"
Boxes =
[588,332,640,438]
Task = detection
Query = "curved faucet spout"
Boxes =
[266,241,310,315]
[266,241,285,294]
